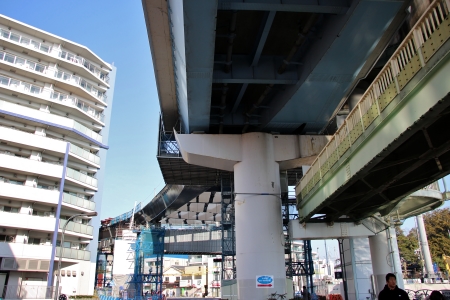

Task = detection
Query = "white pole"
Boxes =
[416,214,434,280]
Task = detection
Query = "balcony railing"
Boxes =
[0,125,100,168]
[69,143,100,165]
[73,121,103,143]
[54,70,107,102]
[50,91,105,122]
[66,167,98,188]
[0,69,104,122]
[0,96,103,144]
[0,28,51,53]
[0,27,109,85]
[0,49,107,107]
[63,192,96,211]
[59,219,94,236]
[0,74,42,94]
[56,246,91,261]
[0,51,47,73]
[59,50,110,84]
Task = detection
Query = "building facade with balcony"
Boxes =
[0,14,116,296]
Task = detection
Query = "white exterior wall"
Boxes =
[0,14,114,296]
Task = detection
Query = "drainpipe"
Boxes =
[225,11,238,73]
[242,84,274,133]
[278,14,318,74]
[47,142,70,288]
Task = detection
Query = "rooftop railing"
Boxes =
[298,0,450,200]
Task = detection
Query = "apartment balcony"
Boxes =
[0,180,95,212]
[0,151,62,178]
[62,192,96,211]
[0,125,100,168]
[58,50,110,86]
[69,143,100,167]
[66,167,98,190]
[0,27,110,88]
[0,99,103,145]
[0,153,98,190]
[0,51,107,105]
[56,246,91,261]
[0,211,94,239]
[0,242,90,263]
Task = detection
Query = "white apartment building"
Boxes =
[0,14,115,296]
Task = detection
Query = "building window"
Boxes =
[165,277,169,282]
[175,277,180,281]
[1,206,19,213]
[28,238,41,245]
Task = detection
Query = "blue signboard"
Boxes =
[256,275,274,288]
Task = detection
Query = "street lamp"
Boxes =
[55,211,97,300]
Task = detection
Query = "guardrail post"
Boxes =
[390,60,401,94]
[413,29,426,67]
[357,105,365,133]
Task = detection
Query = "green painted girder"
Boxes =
[297,37,450,222]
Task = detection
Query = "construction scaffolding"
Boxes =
[221,176,236,281]
[281,172,315,293]
[127,227,165,300]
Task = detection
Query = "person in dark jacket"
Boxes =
[378,273,409,300]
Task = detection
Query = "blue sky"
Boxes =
[3,1,450,260]
[1,0,164,219]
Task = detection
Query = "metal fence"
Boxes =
[406,289,450,300]
[0,285,60,299]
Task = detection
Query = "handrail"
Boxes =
[298,0,450,200]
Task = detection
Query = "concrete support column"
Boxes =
[416,214,434,279]
[234,133,285,300]
[342,238,374,300]
[369,230,394,294]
